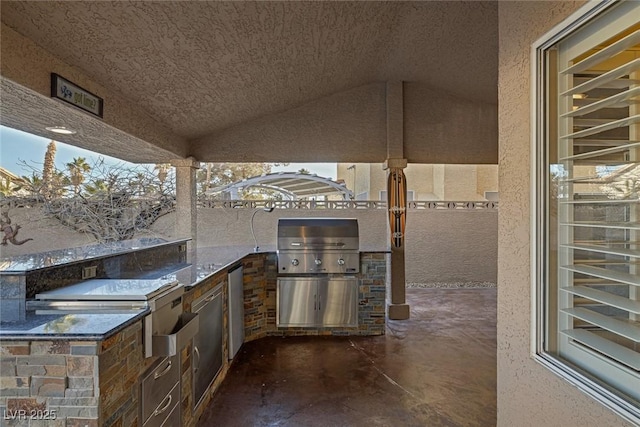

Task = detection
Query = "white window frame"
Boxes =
[532,1,640,424]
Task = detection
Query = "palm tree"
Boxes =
[84,178,109,196]
[51,171,70,197]
[21,172,44,196]
[0,180,14,197]
[66,157,91,195]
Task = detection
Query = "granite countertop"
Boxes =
[0,246,386,341]
[0,246,253,341]
[0,237,190,274]
[0,309,149,341]
[180,245,389,288]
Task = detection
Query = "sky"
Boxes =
[0,125,337,179]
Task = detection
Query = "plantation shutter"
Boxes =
[555,5,640,400]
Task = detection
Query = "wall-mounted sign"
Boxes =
[51,73,103,118]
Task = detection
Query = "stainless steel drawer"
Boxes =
[152,312,199,357]
[142,382,180,427]
[141,356,179,424]
[160,399,181,427]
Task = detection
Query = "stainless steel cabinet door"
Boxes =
[192,286,223,410]
[318,277,358,327]
[277,278,316,326]
[228,266,244,359]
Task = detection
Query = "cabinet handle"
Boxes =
[193,346,201,373]
[318,295,321,311]
[153,394,172,417]
[154,360,172,380]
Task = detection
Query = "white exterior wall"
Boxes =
[476,165,498,198]
[404,164,435,200]
[497,1,633,426]
[433,165,445,200]
[337,163,498,201]
[442,165,479,201]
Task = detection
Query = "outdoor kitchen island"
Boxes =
[0,239,387,427]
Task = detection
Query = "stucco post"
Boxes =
[385,81,410,320]
[171,157,200,252]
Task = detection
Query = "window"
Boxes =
[534,1,640,422]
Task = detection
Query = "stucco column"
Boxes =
[385,81,410,320]
[171,157,200,251]
[385,159,410,320]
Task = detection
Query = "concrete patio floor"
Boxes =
[197,287,497,427]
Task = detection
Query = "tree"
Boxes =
[154,164,171,187]
[29,159,176,242]
[42,140,57,199]
[20,172,44,196]
[66,157,91,195]
[0,180,14,197]
[10,154,175,242]
[83,178,109,196]
[197,163,274,195]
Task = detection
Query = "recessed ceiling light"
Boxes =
[45,126,77,135]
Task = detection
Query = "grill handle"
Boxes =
[290,242,345,247]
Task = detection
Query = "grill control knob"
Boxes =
[314,258,322,266]
[338,258,345,266]
[291,259,299,266]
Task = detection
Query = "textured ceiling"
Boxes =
[1,1,498,143]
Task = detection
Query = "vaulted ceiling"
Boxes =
[0,1,498,164]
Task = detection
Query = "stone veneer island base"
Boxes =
[1,249,387,426]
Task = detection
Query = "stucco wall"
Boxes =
[0,206,97,257]
[0,24,187,163]
[497,2,632,426]
[1,205,496,285]
[190,82,497,164]
[405,210,497,283]
[167,208,497,284]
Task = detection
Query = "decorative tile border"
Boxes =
[407,282,497,288]
[197,199,498,210]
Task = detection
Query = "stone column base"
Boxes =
[388,303,410,320]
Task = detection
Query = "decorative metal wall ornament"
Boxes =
[0,211,33,246]
[387,168,407,248]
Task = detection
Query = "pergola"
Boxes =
[207,172,353,200]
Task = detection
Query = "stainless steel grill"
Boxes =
[277,218,359,275]
[276,218,359,328]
